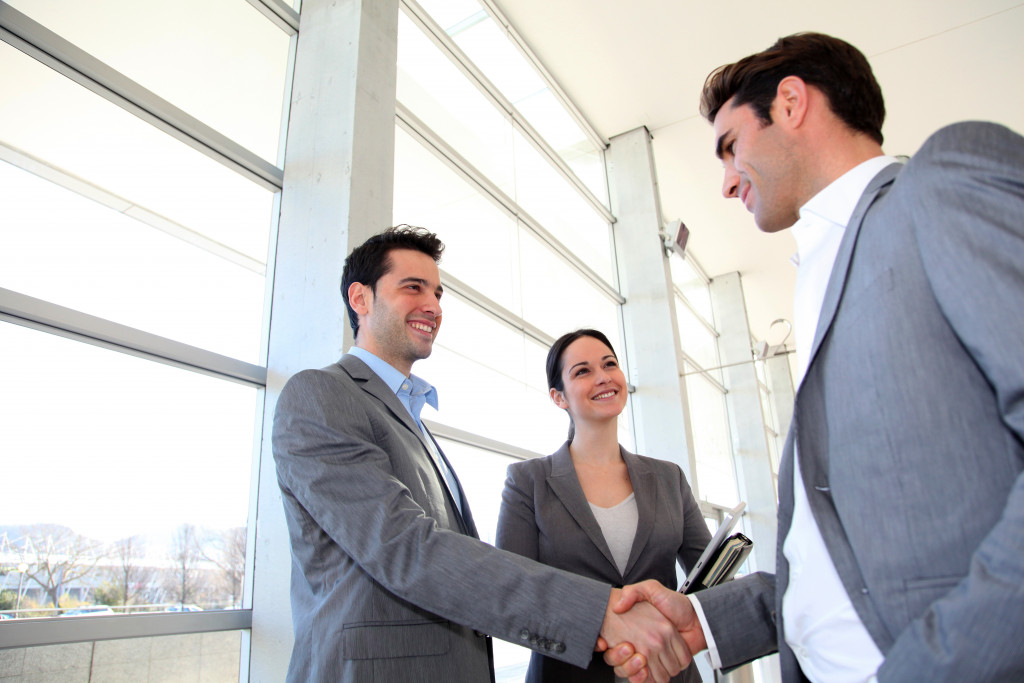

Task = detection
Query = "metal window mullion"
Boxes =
[396,104,624,305]
[399,0,612,223]
[245,0,300,34]
[0,5,283,192]
[0,610,252,650]
[674,287,718,337]
[424,419,543,462]
[679,349,727,394]
[440,269,555,348]
[0,142,266,275]
[0,288,267,387]
[683,250,712,285]
[509,112,614,224]
[476,0,607,152]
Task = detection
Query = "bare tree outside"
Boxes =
[166,523,203,608]
[204,526,246,609]
[106,536,153,606]
[17,524,105,610]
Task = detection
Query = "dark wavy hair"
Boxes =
[546,329,619,441]
[700,32,885,145]
[340,225,444,338]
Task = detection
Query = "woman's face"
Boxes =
[551,335,628,424]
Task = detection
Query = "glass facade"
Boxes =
[1,2,784,681]
[0,0,290,652]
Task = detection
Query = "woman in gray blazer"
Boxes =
[497,329,712,682]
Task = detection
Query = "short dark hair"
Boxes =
[700,32,885,145]
[341,225,444,338]
[546,329,619,442]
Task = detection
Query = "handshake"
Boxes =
[597,580,708,683]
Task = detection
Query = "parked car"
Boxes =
[60,606,115,617]
[165,604,203,612]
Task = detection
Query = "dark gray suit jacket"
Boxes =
[696,122,1024,682]
[496,443,712,683]
[273,355,612,682]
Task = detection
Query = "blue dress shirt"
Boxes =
[347,347,463,513]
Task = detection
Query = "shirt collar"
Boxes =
[792,155,899,250]
[347,346,438,410]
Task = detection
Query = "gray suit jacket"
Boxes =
[273,355,612,682]
[496,443,712,683]
[696,121,1024,682]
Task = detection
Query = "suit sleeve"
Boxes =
[495,463,540,561]
[879,121,1024,682]
[671,464,714,572]
[691,572,780,669]
[273,370,611,667]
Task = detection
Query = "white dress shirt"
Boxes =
[692,156,898,682]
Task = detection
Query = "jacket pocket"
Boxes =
[902,575,960,620]
[342,618,452,660]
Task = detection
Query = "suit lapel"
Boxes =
[776,165,901,622]
[424,425,479,538]
[621,449,655,578]
[339,355,423,439]
[785,163,904,653]
[805,162,903,368]
[546,444,619,571]
[338,355,474,535]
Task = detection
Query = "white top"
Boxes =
[589,493,638,576]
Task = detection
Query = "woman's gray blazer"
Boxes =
[496,442,713,683]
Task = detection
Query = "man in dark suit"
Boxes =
[607,32,1024,682]
[273,226,690,682]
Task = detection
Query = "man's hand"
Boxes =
[599,587,692,683]
[604,580,708,681]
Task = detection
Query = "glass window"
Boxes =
[685,366,739,505]
[670,256,713,325]
[394,126,521,313]
[7,0,292,165]
[0,323,257,615]
[675,296,719,375]
[520,230,619,340]
[0,43,272,363]
[512,130,615,285]
[416,0,608,205]
[397,12,516,198]
[0,43,273,263]
[435,439,517,545]
[419,295,566,455]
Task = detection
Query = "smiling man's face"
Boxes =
[358,248,443,375]
[713,95,804,233]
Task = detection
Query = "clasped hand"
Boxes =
[598,580,708,683]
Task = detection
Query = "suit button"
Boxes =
[519,629,530,642]
[552,642,565,654]
[529,635,539,646]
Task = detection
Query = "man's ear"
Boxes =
[348,281,372,319]
[550,387,568,410]
[775,75,809,129]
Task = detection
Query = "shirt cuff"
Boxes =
[687,593,723,670]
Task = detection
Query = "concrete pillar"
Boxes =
[766,353,795,460]
[607,126,714,683]
[709,272,778,573]
[249,0,399,679]
[606,127,697,486]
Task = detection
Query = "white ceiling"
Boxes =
[492,0,1024,343]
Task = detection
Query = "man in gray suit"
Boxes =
[606,32,1024,682]
[273,226,690,682]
